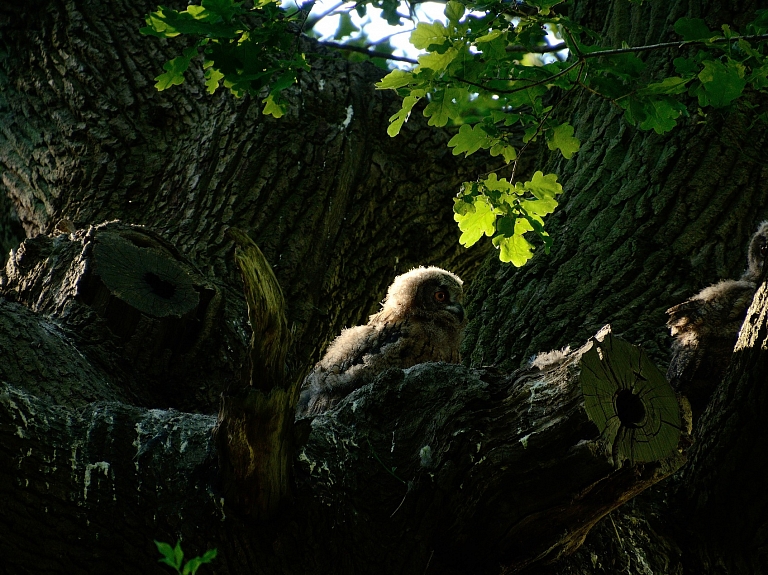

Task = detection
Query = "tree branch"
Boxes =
[1,300,687,574]
[579,33,768,59]
[319,40,419,63]
[506,41,568,53]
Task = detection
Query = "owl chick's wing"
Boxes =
[296,321,410,416]
[667,280,756,339]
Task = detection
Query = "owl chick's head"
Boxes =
[377,266,465,324]
[745,220,768,281]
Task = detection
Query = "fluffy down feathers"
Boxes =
[666,221,768,418]
[296,267,466,416]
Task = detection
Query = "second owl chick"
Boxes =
[296,266,466,417]
[667,221,768,419]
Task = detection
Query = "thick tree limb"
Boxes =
[0,222,231,411]
[1,318,685,574]
[295,327,686,573]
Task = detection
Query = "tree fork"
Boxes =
[213,228,298,519]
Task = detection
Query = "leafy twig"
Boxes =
[454,59,582,96]
[510,61,585,182]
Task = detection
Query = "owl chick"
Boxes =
[666,221,768,419]
[296,266,466,417]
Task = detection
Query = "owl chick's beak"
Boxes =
[447,302,465,323]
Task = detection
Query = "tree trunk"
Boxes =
[2,0,768,573]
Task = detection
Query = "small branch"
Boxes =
[454,58,581,96]
[510,61,584,182]
[372,26,417,44]
[319,40,419,63]
[457,31,768,99]
[506,41,567,53]
[307,0,347,26]
[563,27,582,59]
[580,32,768,59]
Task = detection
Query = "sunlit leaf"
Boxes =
[524,171,563,200]
[387,95,422,137]
[418,47,459,71]
[263,93,285,118]
[475,29,503,43]
[444,1,465,23]
[153,48,196,90]
[493,234,534,266]
[410,21,450,50]
[204,66,224,93]
[490,142,517,163]
[375,70,414,90]
[481,173,514,193]
[448,124,493,156]
[454,195,496,247]
[424,89,462,127]
[546,123,580,159]
[521,197,558,216]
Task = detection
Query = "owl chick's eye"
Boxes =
[434,290,448,303]
[760,240,767,258]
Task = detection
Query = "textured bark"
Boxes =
[1,0,768,573]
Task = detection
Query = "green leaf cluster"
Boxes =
[155,540,217,575]
[141,0,768,264]
[141,0,309,116]
[454,171,562,266]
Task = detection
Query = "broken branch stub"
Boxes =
[214,229,297,519]
[228,228,291,393]
[0,221,223,408]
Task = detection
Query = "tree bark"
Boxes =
[2,0,768,573]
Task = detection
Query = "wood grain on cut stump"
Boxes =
[581,331,685,466]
